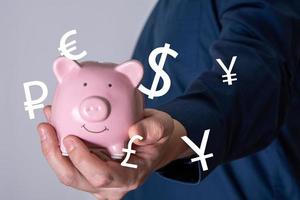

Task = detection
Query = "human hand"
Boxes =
[37,106,187,200]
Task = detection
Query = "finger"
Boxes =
[128,109,174,145]
[93,188,127,200]
[64,137,143,189]
[63,136,116,189]
[43,105,52,122]
[90,148,112,161]
[37,123,97,192]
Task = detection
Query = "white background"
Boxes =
[0,1,157,199]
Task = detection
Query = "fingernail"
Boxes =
[45,114,50,122]
[64,139,75,152]
[39,128,47,141]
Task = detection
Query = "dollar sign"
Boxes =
[58,29,87,60]
[138,43,178,99]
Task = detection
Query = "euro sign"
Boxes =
[138,43,178,99]
[58,29,87,60]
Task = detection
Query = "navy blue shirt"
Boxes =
[126,0,300,199]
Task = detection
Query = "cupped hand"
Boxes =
[37,105,187,200]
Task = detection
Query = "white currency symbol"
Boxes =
[181,129,213,171]
[216,56,238,86]
[121,135,143,169]
[23,81,48,120]
[138,43,178,99]
[58,29,87,60]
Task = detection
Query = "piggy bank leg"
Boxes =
[108,143,125,160]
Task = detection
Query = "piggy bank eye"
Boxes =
[108,83,112,88]
[83,82,87,87]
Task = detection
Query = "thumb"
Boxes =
[128,110,174,145]
[128,121,147,145]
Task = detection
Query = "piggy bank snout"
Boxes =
[79,96,110,122]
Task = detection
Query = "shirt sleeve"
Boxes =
[156,0,298,183]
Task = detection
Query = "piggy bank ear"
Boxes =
[53,57,80,83]
[115,60,144,87]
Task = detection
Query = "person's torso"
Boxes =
[128,0,300,199]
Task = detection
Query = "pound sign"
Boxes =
[121,135,143,169]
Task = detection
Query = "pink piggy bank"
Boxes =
[51,57,144,159]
